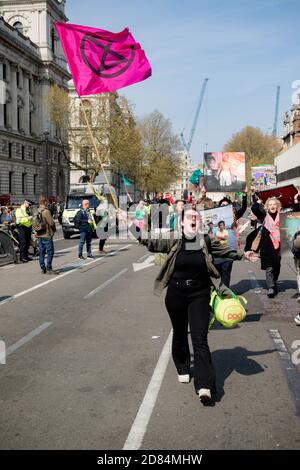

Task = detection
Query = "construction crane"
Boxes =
[272,85,280,137]
[180,78,209,153]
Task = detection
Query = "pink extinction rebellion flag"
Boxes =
[55,22,152,96]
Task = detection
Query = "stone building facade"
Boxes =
[68,80,112,185]
[167,150,200,200]
[0,0,70,204]
[282,101,300,149]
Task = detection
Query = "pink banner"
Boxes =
[55,22,152,95]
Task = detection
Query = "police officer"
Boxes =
[15,200,33,263]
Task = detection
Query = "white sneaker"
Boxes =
[295,314,300,325]
[198,388,211,402]
[178,374,190,383]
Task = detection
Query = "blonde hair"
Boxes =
[264,197,281,212]
[196,197,215,209]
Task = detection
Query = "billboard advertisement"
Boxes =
[204,152,246,192]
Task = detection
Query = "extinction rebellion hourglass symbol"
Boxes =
[80,33,136,78]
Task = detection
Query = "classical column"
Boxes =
[10,63,18,131]
[23,70,30,135]
[0,55,4,129]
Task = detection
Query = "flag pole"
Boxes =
[79,96,119,209]
[122,174,133,203]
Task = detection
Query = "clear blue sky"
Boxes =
[68,0,300,164]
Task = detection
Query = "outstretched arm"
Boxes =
[235,192,248,220]
[117,209,172,253]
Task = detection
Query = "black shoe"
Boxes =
[19,259,28,263]
[41,267,47,274]
[46,270,60,275]
[78,255,85,260]
[267,288,275,298]
[87,254,94,259]
[26,257,33,261]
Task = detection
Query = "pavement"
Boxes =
[0,224,299,450]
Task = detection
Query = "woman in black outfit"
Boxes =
[245,198,281,298]
[165,229,215,399]
[118,206,245,403]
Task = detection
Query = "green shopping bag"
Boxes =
[209,287,247,329]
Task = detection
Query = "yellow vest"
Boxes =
[15,206,32,228]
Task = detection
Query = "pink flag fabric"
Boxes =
[55,22,152,96]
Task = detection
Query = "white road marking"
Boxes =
[0,244,132,308]
[6,322,52,357]
[123,329,172,450]
[269,329,300,416]
[269,329,291,361]
[133,255,155,272]
[136,253,152,263]
[55,243,119,255]
[83,268,129,299]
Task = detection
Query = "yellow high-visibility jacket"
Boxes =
[15,206,32,228]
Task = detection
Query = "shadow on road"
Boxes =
[189,346,275,406]
[0,295,13,302]
[230,279,252,295]
[211,347,276,405]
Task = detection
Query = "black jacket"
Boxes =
[245,203,281,270]
[76,209,93,233]
[235,195,247,221]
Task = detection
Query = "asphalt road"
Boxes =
[0,224,300,450]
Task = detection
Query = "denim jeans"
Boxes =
[39,238,54,271]
[79,231,92,256]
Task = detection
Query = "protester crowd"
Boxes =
[1,187,300,403]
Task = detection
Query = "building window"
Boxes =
[17,106,22,130]
[29,111,33,134]
[22,173,27,194]
[58,152,61,165]
[33,148,36,162]
[21,145,25,160]
[9,171,14,194]
[34,174,38,194]
[8,142,12,159]
[4,104,8,127]
[16,71,20,88]
[13,21,24,34]
[3,63,7,81]
[28,78,32,93]
[51,28,55,54]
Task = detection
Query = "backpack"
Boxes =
[209,287,247,329]
[32,210,47,234]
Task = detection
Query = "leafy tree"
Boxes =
[47,88,181,195]
[137,110,182,194]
